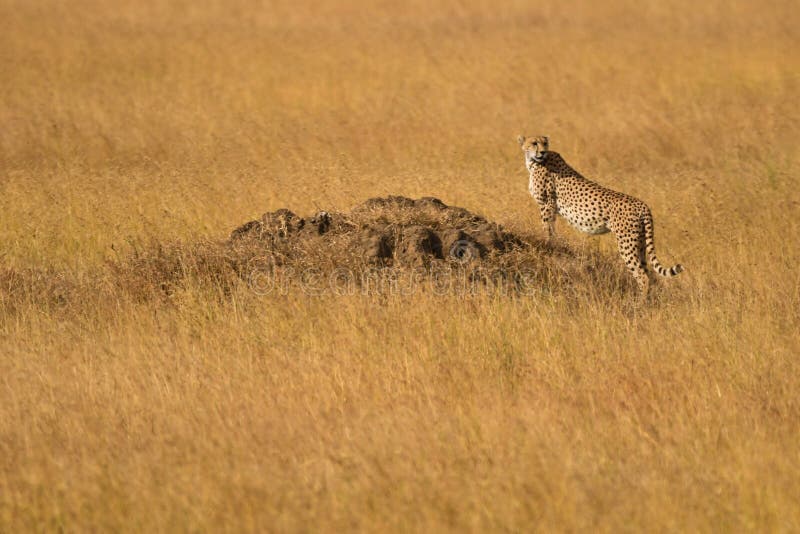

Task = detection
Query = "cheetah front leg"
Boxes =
[538,199,557,240]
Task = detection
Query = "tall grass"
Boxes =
[1,0,799,531]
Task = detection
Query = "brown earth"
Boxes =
[214,195,626,299]
[228,195,527,267]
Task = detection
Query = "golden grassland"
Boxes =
[2,0,800,530]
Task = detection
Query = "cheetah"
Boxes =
[517,135,683,296]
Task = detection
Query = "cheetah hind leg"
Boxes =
[639,232,657,287]
[616,232,650,299]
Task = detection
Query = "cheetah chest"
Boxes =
[528,168,611,236]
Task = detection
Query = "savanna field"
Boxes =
[1,0,800,531]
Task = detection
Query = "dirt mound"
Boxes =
[228,196,525,267]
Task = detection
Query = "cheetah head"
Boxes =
[517,135,549,168]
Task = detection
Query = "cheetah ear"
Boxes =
[543,136,549,147]
[517,135,525,147]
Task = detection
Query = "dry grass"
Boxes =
[1,0,800,531]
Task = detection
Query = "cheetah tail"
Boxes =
[643,209,684,277]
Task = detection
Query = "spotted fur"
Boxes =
[518,135,683,295]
